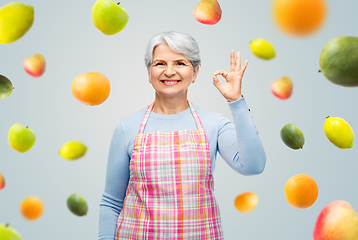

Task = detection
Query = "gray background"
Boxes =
[0,0,357,239]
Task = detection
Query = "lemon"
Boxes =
[324,116,354,149]
[59,141,87,160]
[0,2,34,44]
[249,39,276,60]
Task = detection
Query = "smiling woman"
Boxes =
[98,31,266,240]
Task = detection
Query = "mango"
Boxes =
[319,36,358,87]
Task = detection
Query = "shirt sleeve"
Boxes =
[98,121,130,240]
[217,96,266,175]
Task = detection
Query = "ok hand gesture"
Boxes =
[213,50,249,102]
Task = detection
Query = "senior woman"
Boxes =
[98,31,266,240]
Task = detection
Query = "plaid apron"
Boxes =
[115,101,223,239]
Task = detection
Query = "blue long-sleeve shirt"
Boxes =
[98,97,266,240]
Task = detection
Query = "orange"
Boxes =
[272,0,327,37]
[20,196,44,220]
[234,191,258,213]
[284,174,318,209]
[71,72,111,106]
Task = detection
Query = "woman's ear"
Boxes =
[192,66,199,82]
[147,68,151,83]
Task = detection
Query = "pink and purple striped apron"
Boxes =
[115,101,223,239]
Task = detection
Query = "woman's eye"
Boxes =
[154,62,164,66]
[178,62,186,66]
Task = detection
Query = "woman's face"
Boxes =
[148,44,199,98]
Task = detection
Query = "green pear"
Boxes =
[0,2,34,44]
[0,75,13,99]
[0,223,22,240]
[91,0,129,35]
[8,124,36,153]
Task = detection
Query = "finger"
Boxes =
[212,74,222,89]
[213,70,228,78]
[240,60,249,78]
[230,50,235,72]
[235,52,241,72]
[241,60,249,73]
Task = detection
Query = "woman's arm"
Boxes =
[217,97,266,175]
[213,51,265,175]
[98,121,130,240]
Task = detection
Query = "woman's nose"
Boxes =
[164,65,176,76]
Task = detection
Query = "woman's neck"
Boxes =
[152,94,189,115]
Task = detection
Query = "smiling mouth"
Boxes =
[160,80,181,83]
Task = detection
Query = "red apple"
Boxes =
[314,200,358,240]
[271,76,293,100]
[0,173,5,190]
[23,53,46,77]
[193,0,222,25]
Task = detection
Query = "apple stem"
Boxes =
[5,223,9,227]
[26,126,29,128]
[318,69,322,73]
[326,116,329,119]
[117,2,120,5]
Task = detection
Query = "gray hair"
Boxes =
[144,31,201,69]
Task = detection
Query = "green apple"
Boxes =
[0,2,34,44]
[0,223,22,240]
[91,0,129,35]
[8,124,36,153]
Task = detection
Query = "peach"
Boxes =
[23,53,45,77]
[271,76,293,100]
[314,200,358,240]
[0,173,5,190]
[193,0,222,25]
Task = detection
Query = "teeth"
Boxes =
[163,81,179,83]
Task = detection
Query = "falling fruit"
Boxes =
[249,39,276,60]
[193,0,222,25]
[284,174,319,209]
[280,123,305,150]
[0,174,5,190]
[8,123,36,153]
[234,191,258,213]
[59,141,87,160]
[23,53,46,77]
[0,75,13,99]
[67,193,88,216]
[0,223,22,240]
[71,72,111,106]
[271,76,293,100]
[91,0,129,35]
[313,200,358,240]
[324,116,354,149]
[272,0,327,37]
[319,36,358,87]
[0,2,34,44]
[20,196,44,220]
